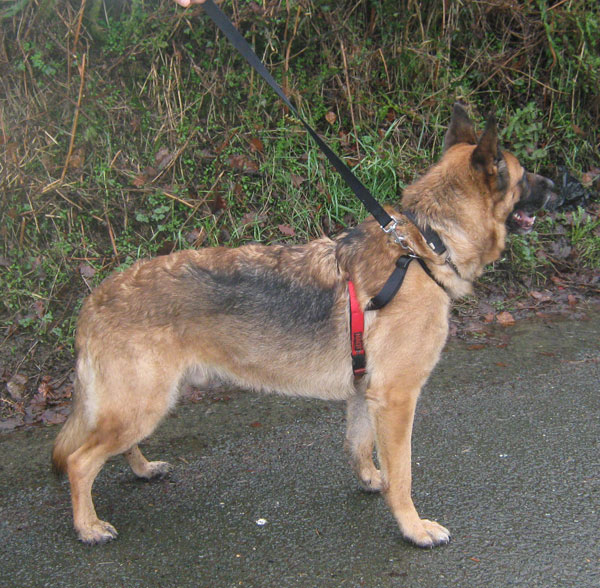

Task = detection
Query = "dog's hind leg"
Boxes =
[66,370,176,544]
[124,444,171,480]
[68,410,170,544]
[345,391,382,492]
[66,430,121,544]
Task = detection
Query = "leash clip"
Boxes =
[382,217,417,257]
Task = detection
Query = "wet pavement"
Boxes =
[1,312,598,587]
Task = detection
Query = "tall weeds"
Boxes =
[0,0,598,377]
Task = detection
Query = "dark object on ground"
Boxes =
[558,166,591,210]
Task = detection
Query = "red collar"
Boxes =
[348,281,366,377]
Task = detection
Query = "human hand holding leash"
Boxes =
[173,0,206,7]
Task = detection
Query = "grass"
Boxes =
[1,0,599,387]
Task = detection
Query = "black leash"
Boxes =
[201,0,394,231]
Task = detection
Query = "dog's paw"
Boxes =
[77,520,118,545]
[358,468,383,493]
[138,460,171,480]
[402,519,450,548]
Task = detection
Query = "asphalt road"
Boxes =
[1,311,598,587]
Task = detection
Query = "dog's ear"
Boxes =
[471,115,499,176]
[444,103,478,151]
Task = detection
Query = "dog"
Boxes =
[52,103,558,547]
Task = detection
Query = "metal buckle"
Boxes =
[382,217,417,257]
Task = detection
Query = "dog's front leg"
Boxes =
[370,386,450,548]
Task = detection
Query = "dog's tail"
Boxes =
[51,377,89,476]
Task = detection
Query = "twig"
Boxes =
[548,0,570,11]
[283,2,302,97]
[42,53,87,194]
[72,0,87,55]
[161,191,197,209]
[105,212,119,262]
[55,189,83,211]
[378,48,391,92]
[61,52,87,181]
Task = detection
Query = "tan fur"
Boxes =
[52,105,556,547]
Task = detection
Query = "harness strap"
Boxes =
[366,256,413,311]
[365,255,448,311]
[348,256,448,377]
[348,280,367,377]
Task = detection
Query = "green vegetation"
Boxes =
[1,0,599,377]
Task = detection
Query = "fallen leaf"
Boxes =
[143,166,157,179]
[132,173,147,188]
[249,138,264,154]
[483,313,495,323]
[567,294,577,307]
[38,375,54,398]
[496,311,515,326]
[33,299,45,319]
[249,1,263,14]
[79,263,96,278]
[208,194,227,213]
[529,290,552,302]
[156,241,176,256]
[185,227,206,246]
[31,390,47,408]
[581,167,600,186]
[155,147,174,171]
[278,224,296,237]
[228,154,259,173]
[41,409,67,425]
[68,147,86,170]
[290,174,306,188]
[6,374,27,400]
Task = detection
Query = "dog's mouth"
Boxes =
[508,173,558,235]
[510,209,536,233]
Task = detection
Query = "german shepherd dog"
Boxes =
[52,104,557,547]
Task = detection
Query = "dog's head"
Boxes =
[443,103,559,235]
